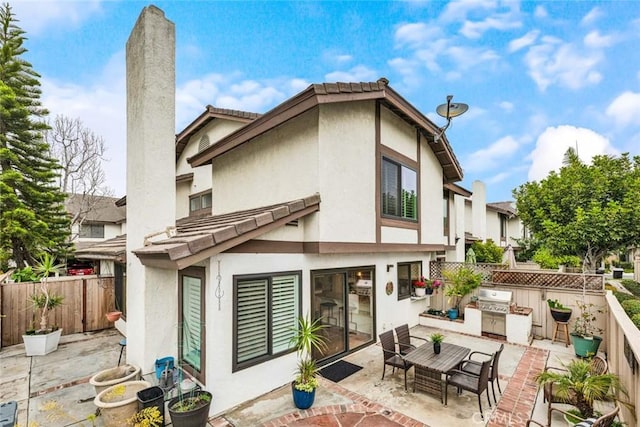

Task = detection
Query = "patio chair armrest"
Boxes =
[445,368,475,378]
[409,335,428,343]
[548,407,586,422]
[525,419,546,427]
[398,342,415,350]
[460,359,483,369]
[467,350,492,361]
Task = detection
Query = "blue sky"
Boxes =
[14,1,640,201]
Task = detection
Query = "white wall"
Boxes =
[205,250,432,414]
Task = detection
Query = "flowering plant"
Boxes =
[412,276,427,288]
[426,279,442,290]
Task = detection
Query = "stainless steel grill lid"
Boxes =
[477,288,513,313]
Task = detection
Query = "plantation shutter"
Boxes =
[382,159,399,216]
[237,279,268,363]
[271,274,299,354]
[182,275,202,370]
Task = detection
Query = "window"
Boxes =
[189,191,212,216]
[179,267,205,382]
[79,223,104,238]
[397,261,422,300]
[233,271,301,371]
[381,157,417,220]
[500,214,507,241]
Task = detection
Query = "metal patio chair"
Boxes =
[379,330,413,391]
[394,324,427,355]
[460,343,504,404]
[445,358,492,420]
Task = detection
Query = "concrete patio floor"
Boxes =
[0,325,587,426]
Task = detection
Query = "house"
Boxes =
[120,5,473,414]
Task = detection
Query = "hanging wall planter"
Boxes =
[106,311,122,322]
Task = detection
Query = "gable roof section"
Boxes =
[487,201,516,217]
[188,79,463,183]
[75,234,127,262]
[133,194,321,269]
[65,193,126,223]
[175,105,260,161]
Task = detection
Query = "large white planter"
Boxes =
[22,328,63,356]
[94,380,151,427]
[90,364,142,395]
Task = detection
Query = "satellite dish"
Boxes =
[434,95,468,142]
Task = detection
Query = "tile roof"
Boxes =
[132,194,321,269]
[175,105,260,161]
[188,78,463,183]
[74,234,127,262]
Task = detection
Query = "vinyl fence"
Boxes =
[0,276,116,347]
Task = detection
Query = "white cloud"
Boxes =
[13,0,104,35]
[325,65,378,82]
[508,30,539,53]
[524,38,603,91]
[440,0,497,23]
[581,7,603,26]
[460,13,522,39]
[485,171,510,184]
[394,22,442,49]
[322,50,353,65]
[527,125,616,181]
[499,101,514,112]
[583,30,617,48]
[465,136,519,172]
[534,5,548,18]
[606,91,640,128]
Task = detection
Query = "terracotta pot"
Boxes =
[106,311,122,322]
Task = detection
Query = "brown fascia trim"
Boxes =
[187,82,460,177]
[444,182,472,197]
[176,173,194,183]
[303,242,446,254]
[115,196,126,207]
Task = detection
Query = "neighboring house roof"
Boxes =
[175,105,260,161]
[487,201,517,217]
[444,182,472,197]
[132,194,321,269]
[114,173,194,208]
[65,194,126,223]
[75,234,126,262]
[188,78,463,183]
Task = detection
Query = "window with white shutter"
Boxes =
[179,267,205,383]
[233,271,301,371]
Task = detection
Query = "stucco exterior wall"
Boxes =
[419,133,445,243]
[212,109,320,215]
[380,105,416,159]
[205,250,432,413]
[485,210,501,244]
[317,102,376,242]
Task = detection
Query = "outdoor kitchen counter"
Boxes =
[506,306,533,345]
[510,306,533,316]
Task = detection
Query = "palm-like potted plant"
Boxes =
[535,358,626,421]
[289,315,327,409]
[22,253,65,356]
[430,332,444,354]
[443,267,482,320]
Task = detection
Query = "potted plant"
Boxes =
[127,406,163,427]
[426,279,442,295]
[443,267,483,320]
[547,299,572,322]
[94,381,152,427]
[535,358,625,420]
[412,277,427,297]
[289,314,327,409]
[22,253,65,356]
[430,332,444,354]
[571,300,604,357]
[167,387,212,427]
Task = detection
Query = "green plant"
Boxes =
[572,300,604,338]
[289,315,327,392]
[429,333,444,344]
[613,291,636,304]
[11,266,38,282]
[535,358,626,419]
[547,299,569,310]
[170,391,211,412]
[29,253,65,332]
[621,299,640,317]
[127,407,163,427]
[443,267,482,310]
[470,239,503,263]
[621,279,640,297]
[632,313,640,329]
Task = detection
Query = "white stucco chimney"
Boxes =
[125,6,177,371]
[472,180,487,242]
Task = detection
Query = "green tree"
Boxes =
[514,149,640,271]
[0,3,70,269]
[470,239,503,263]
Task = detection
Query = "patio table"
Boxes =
[402,342,470,402]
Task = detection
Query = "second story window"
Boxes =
[79,223,104,238]
[189,191,212,216]
[381,157,417,221]
[500,214,507,241]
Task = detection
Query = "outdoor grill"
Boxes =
[477,288,513,314]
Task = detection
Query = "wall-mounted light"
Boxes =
[386,264,394,272]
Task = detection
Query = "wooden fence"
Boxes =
[0,276,116,347]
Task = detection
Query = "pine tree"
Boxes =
[0,3,70,269]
